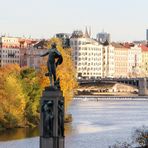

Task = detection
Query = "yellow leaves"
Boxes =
[47,38,63,49]
[38,38,78,111]
[0,64,27,128]
[37,65,49,88]
[0,64,21,76]
[4,74,26,126]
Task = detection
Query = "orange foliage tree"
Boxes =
[0,64,26,128]
[37,38,78,110]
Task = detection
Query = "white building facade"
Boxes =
[128,45,142,77]
[0,48,20,67]
[70,36,103,79]
[102,45,115,78]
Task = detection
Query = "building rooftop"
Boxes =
[141,44,148,52]
[111,42,135,49]
[111,42,126,48]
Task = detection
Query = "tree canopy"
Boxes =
[0,38,78,129]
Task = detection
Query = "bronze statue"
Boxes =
[40,43,63,88]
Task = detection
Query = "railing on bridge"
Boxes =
[74,96,148,101]
[78,77,148,96]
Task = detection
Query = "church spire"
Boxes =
[89,26,91,37]
[84,26,90,38]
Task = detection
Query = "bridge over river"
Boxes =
[78,77,148,96]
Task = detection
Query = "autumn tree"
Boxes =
[20,67,42,126]
[3,74,26,128]
[38,38,78,110]
[0,65,26,128]
[0,37,78,129]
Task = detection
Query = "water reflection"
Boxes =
[0,123,74,141]
[76,124,119,134]
[0,128,39,141]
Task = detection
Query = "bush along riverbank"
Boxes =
[110,126,148,148]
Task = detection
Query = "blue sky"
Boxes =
[0,0,148,41]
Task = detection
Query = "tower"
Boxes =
[146,29,148,42]
[84,27,90,38]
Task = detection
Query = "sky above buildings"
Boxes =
[0,0,148,41]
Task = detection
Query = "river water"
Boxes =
[0,99,148,148]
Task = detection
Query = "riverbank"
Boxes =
[0,114,72,133]
[74,95,148,101]
[1,100,148,147]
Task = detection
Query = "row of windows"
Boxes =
[75,52,101,56]
[103,68,115,71]
[76,57,102,61]
[0,50,19,53]
[74,47,101,51]
[77,62,101,66]
[2,60,19,63]
[78,67,101,71]
[128,64,141,66]
[2,39,18,43]
[75,57,100,61]
[1,45,20,48]
[81,72,101,76]
[0,55,19,58]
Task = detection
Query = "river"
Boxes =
[0,99,148,148]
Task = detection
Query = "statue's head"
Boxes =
[51,42,57,48]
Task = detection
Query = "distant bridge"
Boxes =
[78,78,148,96]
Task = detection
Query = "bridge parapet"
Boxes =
[78,77,148,96]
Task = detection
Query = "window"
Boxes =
[70,41,73,45]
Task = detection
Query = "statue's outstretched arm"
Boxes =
[40,51,49,57]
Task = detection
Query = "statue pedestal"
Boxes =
[40,87,64,148]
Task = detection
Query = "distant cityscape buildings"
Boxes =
[0,28,148,79]
[96,31,111,45]
[55,33,71,48]
[70,30,103,79]
[0,48,20,67]
[0,36,37,67]
[146,29,148,42]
